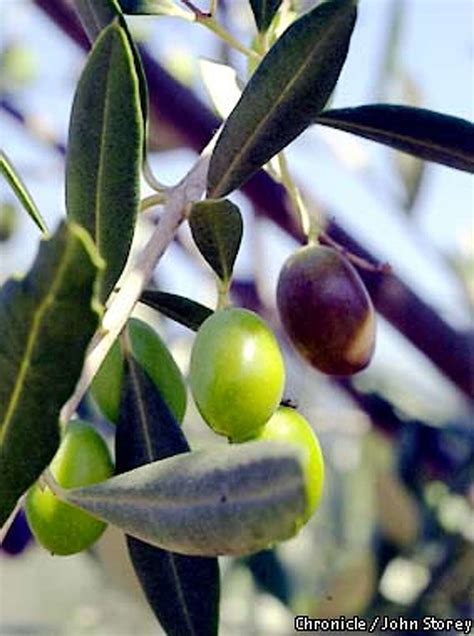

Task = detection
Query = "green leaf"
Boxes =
[189,199,243,283]
[74,0,149,148]
[0,222,102,526]
[59,441,307,556]
[207,0,357,198]
[66,21,144,302]
[116,357,220,636]
[0,151,48,235]
[74,0,122,41]
[316,105,474,173]
[140,291,213,331]
[119,0,190,18]
[249,0,283,32]
[244,549,291,605]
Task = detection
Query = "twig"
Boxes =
[319,231,392,274]
[0,495,25,545]
[60,147,213,425]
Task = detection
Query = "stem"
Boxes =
[140,192,168,212]
[43,468,62,496]
[0,495,25,545]
[217,280,230,309]
[199,16,261,60]
[319,231,392,273]
[143,158,168,193]
[277,152,317,240]
[60,149,213,425]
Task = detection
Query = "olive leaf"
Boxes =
[74,0,149,145]
[189,199,243,283]
[75,0,122,41]
[316,105,474,173]
[249,0,284,32]
[66,21,144,302]
[244,549,292,606]
[207,0,357,197]
[0,151,48,235]
[58,441,307,556]
[140,291,213,331]
[119,0,190,18]
[116,357,219,636]
[0,222,102,526]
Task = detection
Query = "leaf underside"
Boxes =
[62,441,307,556]
[316,104,474,173]
[207,0,357,197]
[0,222,102,526]
[189,199,243,283]
[116,357,220,636]
[65,21,143,302]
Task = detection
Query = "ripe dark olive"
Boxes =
[190,308,285,442]
[25,421,114,556]
[277,245,375,375]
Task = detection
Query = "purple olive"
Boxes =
[277,245,375,375]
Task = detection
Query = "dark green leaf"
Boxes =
[249,0,283,32]
[0,151,48,234]
[207,0,357,197]
[244,549,291,605]
[75,0,149,152]
[119,0,189,17]
[116,357,219,636]
[316,105,474,173]
[189,199,243,283]
[74,0,122,41]
[66,21,144,302]
[140,291,213,331]
[0,222,102,526]
[60,441,307,556]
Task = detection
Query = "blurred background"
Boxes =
[1,0,473,634]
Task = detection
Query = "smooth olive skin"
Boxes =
[91,318,187,424]
[190,308,285,442]
[25,421,113,556]
[257,407,324,523]
[277,245,375,375]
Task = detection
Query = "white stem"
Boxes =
[0,495,24,545]
[60,148,212,425]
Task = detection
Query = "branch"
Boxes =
[60,151,211,423]
[33,0,474,400]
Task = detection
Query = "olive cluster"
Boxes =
[26,244,374,555]
[188,243,376,527]
[189,306,325,524]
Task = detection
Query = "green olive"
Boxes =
[190,308,285,442]
[90,317,187,423]
[25,421,114,556]
[257,406,324,522]
[277,245,376,375]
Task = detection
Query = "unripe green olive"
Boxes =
[257,406,324,523]
[190,308,285,442]
[91,318,187,423]
[277,245,375,375]
[25,421,114,556]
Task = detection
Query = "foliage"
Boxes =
[1,0,473,633]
